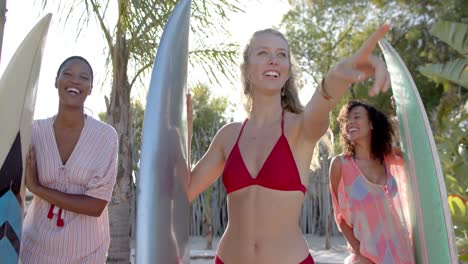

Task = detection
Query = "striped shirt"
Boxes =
[20,116,118,264]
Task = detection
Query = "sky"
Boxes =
[0,0,308,122]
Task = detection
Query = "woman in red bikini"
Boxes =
[185,25,391,264]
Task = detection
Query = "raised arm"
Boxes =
[302,24,391,140]
[184,93,228,202]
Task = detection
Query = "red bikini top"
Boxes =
[222,111,307,195]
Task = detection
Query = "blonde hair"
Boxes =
[240,29,303,114]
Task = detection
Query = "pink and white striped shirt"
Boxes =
[20,116,118,264]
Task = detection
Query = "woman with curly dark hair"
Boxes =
[329,100,415,264]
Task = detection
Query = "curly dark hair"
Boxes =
[337,100,394,162]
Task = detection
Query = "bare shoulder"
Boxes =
[215,121,243,140]
[213,121,244,153]
[330,155,343,170]
[329,155,343,184]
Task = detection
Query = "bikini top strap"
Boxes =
[235,119,248,144]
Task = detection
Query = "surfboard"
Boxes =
[0,14,52,263]
[136,0,191,263]
[379,39,457,264]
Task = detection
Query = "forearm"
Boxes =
[31,185,107,217]
[303,69,353,138]
[339,221,362,255]
[309,67,353,114]
[323,65,355,100]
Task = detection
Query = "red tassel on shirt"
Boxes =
[47,204,64,227]
[57,208,64,227]
[47,204,54,219]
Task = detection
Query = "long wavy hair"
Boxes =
[337,100,394,161]
[240,29,303,114]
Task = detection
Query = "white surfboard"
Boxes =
[0,14,52,263]
[136,0,191,263]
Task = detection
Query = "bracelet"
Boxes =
[318,78,334,101]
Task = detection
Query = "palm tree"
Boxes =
[40,0,242,262]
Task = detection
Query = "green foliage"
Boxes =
[41,0,243,92]
[282,0,465,150]
[131,100,144,173]
[189,83,229,246]
[419,59,468,89]
[282,0,392,149]
[448,194,468,260]
[282,1,372,83]
[419,21,468,89]
[191,83,229,163]
[416,19,468,261]
[430,21,468,57]
[98,112,106,122]
[432,92,468,260]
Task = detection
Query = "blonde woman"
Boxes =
[185,25,391,264]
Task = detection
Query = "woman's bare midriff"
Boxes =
[216,186,310,264]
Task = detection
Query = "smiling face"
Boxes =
[345,105,373,142]
[246,32,291,96]
[55,58,93,108]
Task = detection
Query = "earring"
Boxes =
[281,88,285,97]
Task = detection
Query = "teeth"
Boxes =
[66,88,80,94]
[264,71,279,77]
[349,128,358,132]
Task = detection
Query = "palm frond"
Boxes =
[189,44,239,85]
[41,0,244,93]
[430,20,468,58]
[419,59,468,89]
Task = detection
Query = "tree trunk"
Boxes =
[106,61,133,263]
[206,225,213,250]
[105,5,134,261]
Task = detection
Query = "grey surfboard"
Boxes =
[136,0,191,263]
